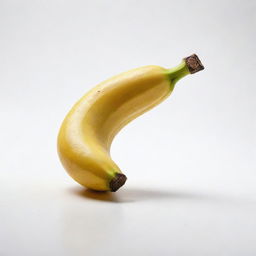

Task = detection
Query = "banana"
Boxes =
[57,54,204,192]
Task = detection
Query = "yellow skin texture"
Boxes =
[58,63,188,191]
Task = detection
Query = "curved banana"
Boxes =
[57,54,204,192]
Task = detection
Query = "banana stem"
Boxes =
[167,61,190,85]
[167,54,204,85]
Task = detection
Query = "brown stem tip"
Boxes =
[184,54,204,74]
[109,173,127,192]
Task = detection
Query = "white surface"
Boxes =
[1,0,256,255]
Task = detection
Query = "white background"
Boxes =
[1,0,256,255]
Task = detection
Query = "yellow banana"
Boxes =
[57,54,204,192]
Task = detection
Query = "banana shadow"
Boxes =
[69,186,210,203]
